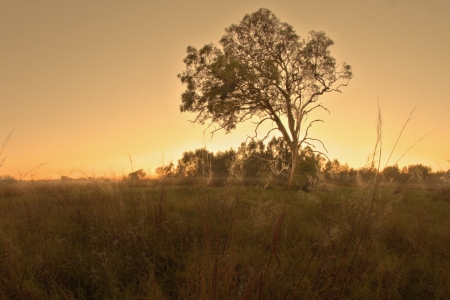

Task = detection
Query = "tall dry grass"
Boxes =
[0,175,449,299]
[1,110,449,299]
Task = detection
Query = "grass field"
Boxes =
[0,178,449,299]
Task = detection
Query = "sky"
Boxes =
[1,0,449,179]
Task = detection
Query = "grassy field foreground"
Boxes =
[0,179,449,299]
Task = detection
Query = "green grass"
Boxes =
[0,179,449,299]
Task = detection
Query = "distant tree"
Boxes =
[323,159,342,181]
[358,166,378,182]
[382,164,401,182]
[212,149,236,177]
[323,160,333,180]
[339,163,352,182]
[295,147,320,189]
[322,159,356,182]
[128,169,146,180]
[406,164,432,183]
[177,149,214,177]
[178,8,352,187]
[234,139,267,177]
[0,175,16,182]
[177,151,199,177]
[331,159,342,180]
[155,162,175,178]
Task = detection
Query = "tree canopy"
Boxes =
[178,8,353,186]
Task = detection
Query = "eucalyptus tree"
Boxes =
[178,8,352,186]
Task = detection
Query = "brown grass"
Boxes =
[0,178,449,299]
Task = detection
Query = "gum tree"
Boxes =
[178,8,353,187]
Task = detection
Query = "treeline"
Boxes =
[2,136,446,187]
[145,137,449,187]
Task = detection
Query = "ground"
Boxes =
[0,179,449,299]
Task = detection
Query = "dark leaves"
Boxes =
[178,7,352,146]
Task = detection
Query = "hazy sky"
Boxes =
[1,0,449,179]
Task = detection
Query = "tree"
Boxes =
[155,161,175,178]
[178,8,353,187]
[212,149,236,177]
[128,169,146,180]
[177,151,198,177]
[176,148,214,177]
[295,147,321,189]
[234,139,267,177]
[382,164,401,182]
[407,164,431,183]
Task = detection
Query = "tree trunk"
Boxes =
[288,143,299,189]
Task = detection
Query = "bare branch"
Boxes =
[261,127,281,142]
[303,103,330,115]
[302,147,330,161]
[302,138,328,153]
[299,119,324,144]
[252,117,272,136]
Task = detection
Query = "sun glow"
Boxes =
[0,1,449,180]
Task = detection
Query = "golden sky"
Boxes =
[1,0,449,179]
